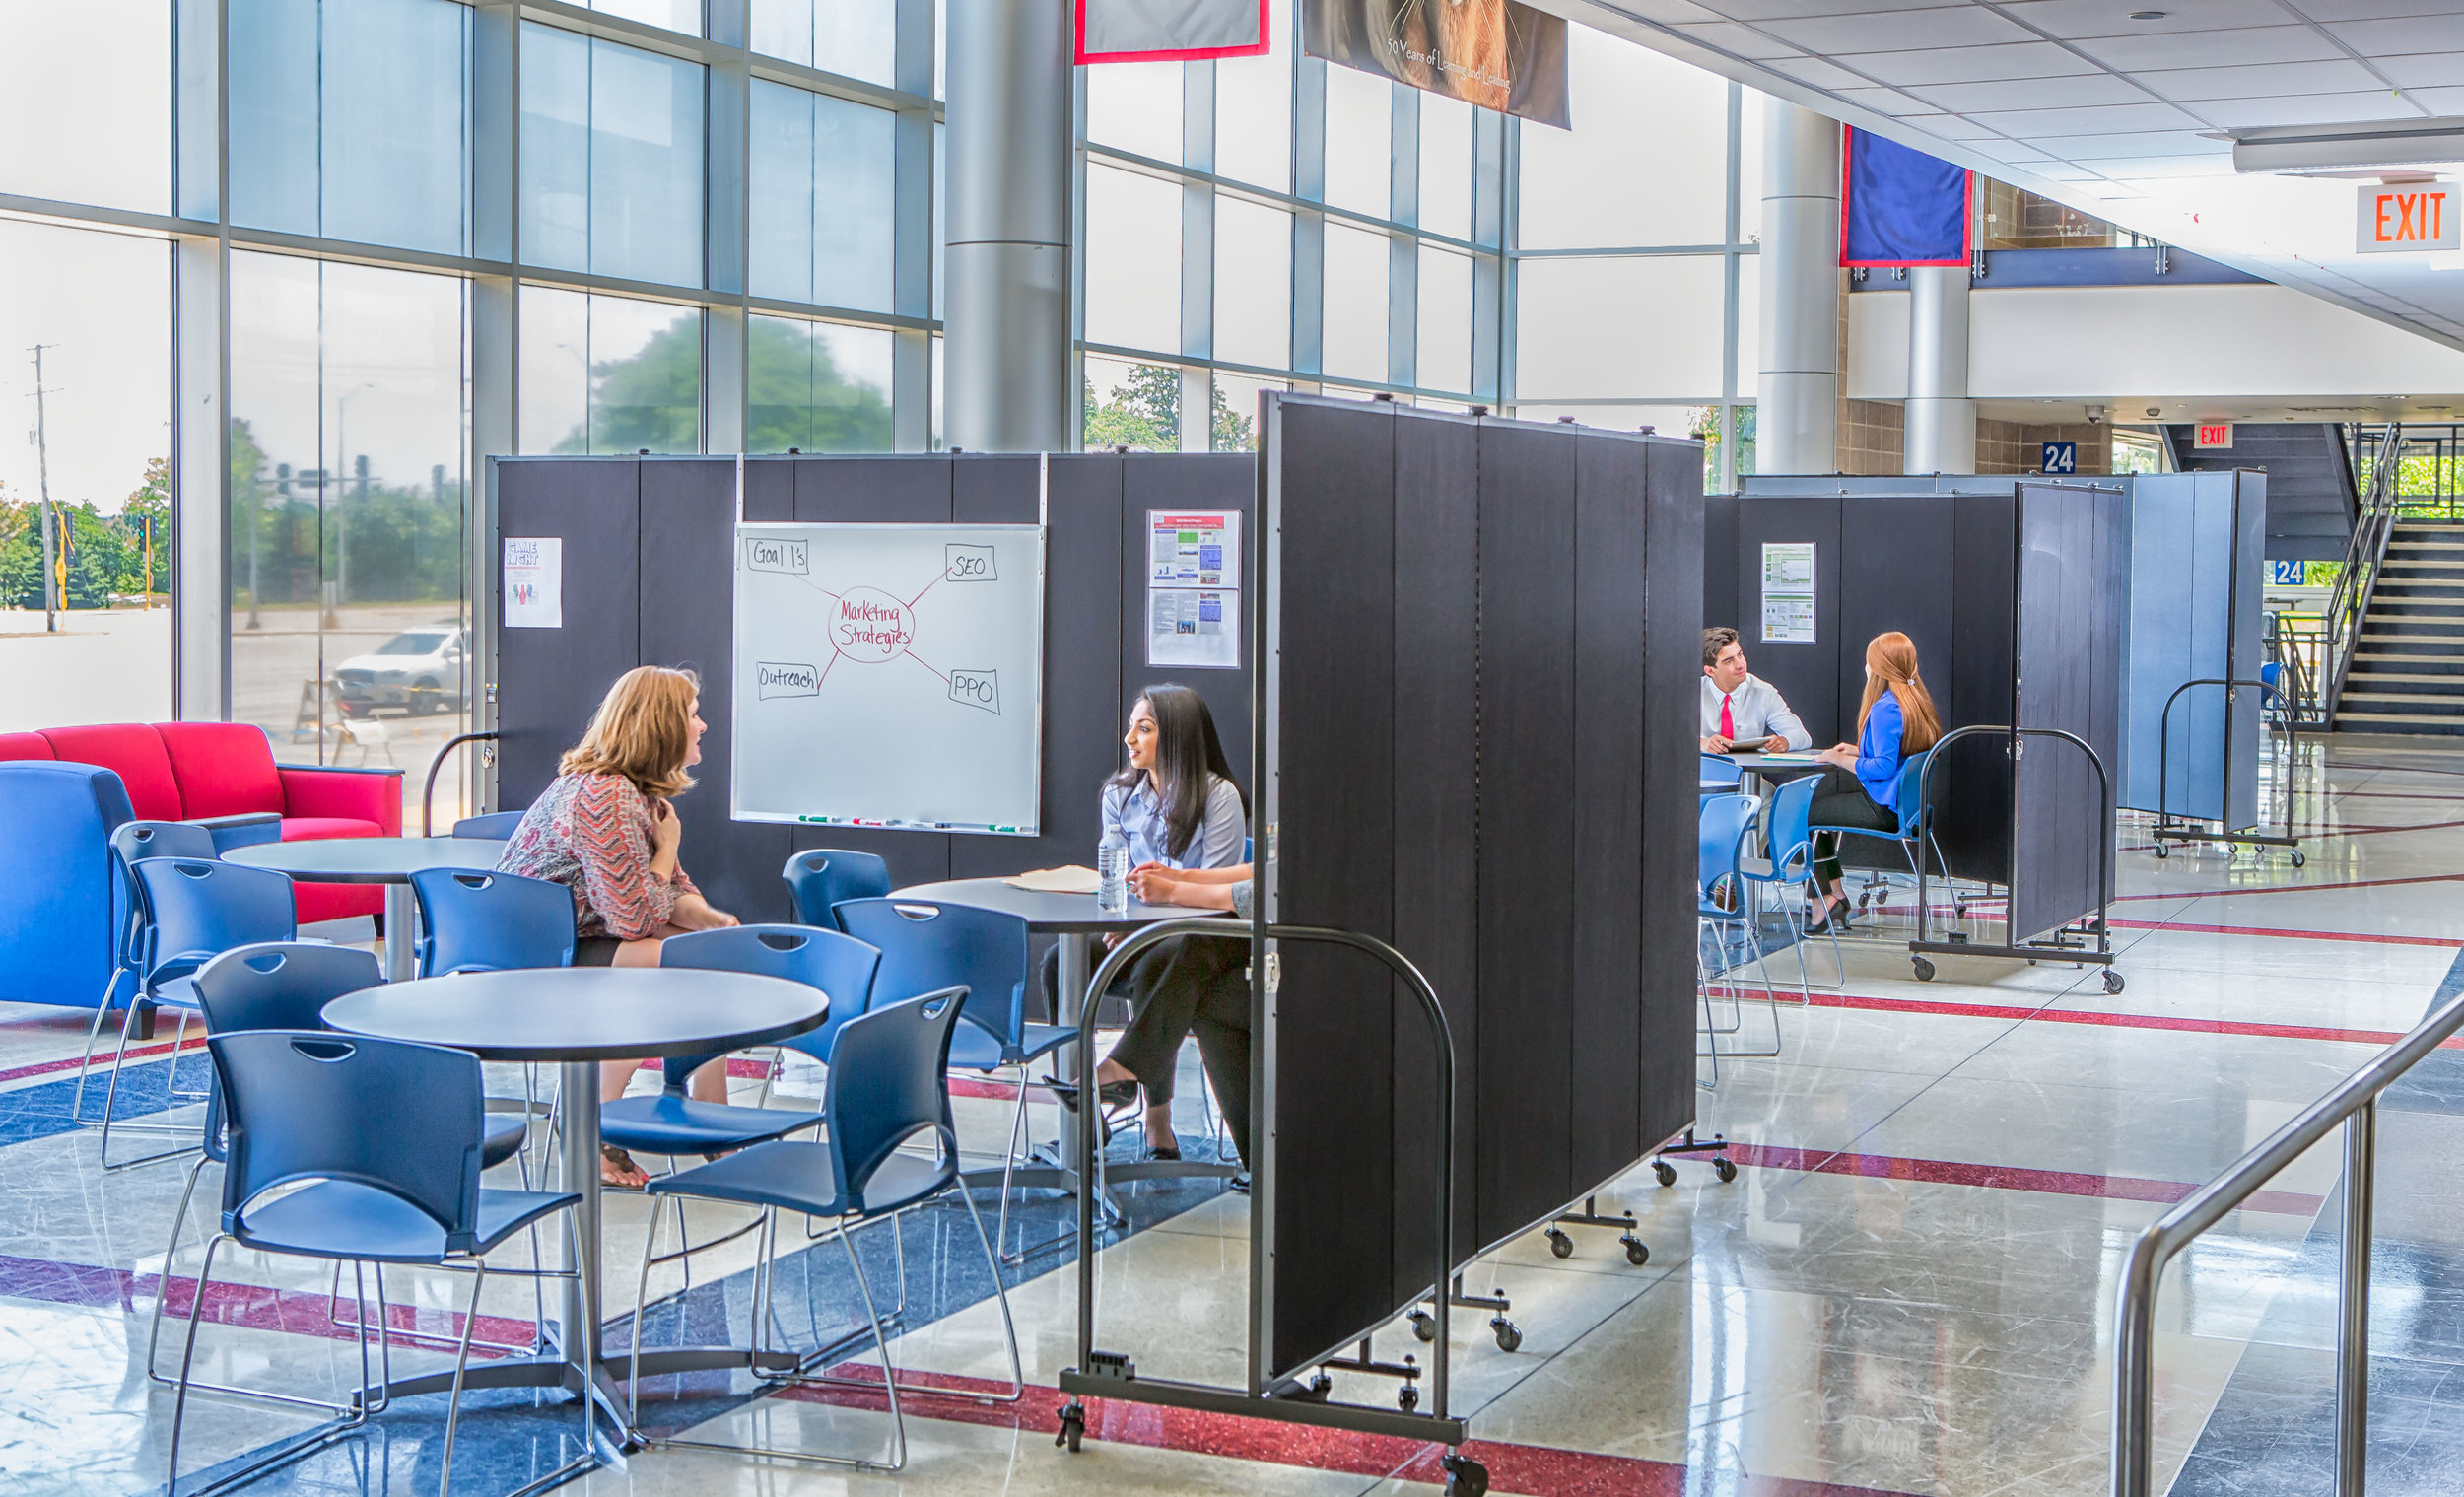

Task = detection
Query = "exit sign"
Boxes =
[2358,181,2459,253]
[2195,422,2233,449]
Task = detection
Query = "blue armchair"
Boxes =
[0,762,135,1012]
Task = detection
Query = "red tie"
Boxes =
[1719,694,1734,740]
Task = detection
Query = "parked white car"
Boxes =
[333,627,467,715]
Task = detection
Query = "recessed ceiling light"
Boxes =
[2130,9,2167,18]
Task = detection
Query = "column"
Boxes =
[1754,99,1839,475]
[1903,265,1975,474]
[943,0,1073,452]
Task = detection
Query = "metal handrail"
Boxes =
[2111,985,2464,1495]
[2322,424,2404,719]
[419,731,500,837]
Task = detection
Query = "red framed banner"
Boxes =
[1076,0,1271,64]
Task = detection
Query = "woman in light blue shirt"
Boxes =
[1061,685,1249,1159]
[1805,632,1942,933]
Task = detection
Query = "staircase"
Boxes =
[2336,523,2464,735]
[2165,423,2358,562]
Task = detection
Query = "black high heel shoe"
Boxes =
[1804,896,1853,935]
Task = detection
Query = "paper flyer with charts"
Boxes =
[730,522,1045,835]
[1147,510,1242,668]
[1760,542,1815,644]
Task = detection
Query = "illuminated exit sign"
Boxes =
[2195,423,2233,449]
[2358,181,2459,253]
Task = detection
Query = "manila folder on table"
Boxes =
[1004,865,1102,894]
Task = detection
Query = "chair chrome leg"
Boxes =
[837,1222,907,1472]
[994,1069,1030,1261]
[437,1262,488,1497]
[144,1155,210,1388]
[956,1182,1025,1401]
[69,972,127,1123]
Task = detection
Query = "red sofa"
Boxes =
[0,723,403,925]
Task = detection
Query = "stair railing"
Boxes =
[2322,423,2404,721]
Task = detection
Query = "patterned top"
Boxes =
[496,773,701,940]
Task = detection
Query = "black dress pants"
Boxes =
[1807,766,1897,889]
[1038,933,1254,1165]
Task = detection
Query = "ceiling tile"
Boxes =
[2053,128,2235,157]
[1960,133,2069,161]
[2071,25,2345,67]
[1669,20,1812,57]
[2404,83,2464,107]
[2132,58,2387,100]
[1995,0,2266,38]
[1850,40,2104,84]
[1900,72,2155,108]
[2285,0,2464,21]
[2325,13,2464,49]
[1757,5,2034,51]
[1965,101,2205,134]
[2196,89,2433,126]
[1698,0,1957,16]
[1763,53,1882,88]
[2381,49,2464,84]
[1831,84,1944,113]
[2089,153,2245,176]
[1931,115,2019,140]
[1600,0,1729,20]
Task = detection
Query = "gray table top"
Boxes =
[890,876,1206,934]
[226,836,509,885]
[321,967,825,1063]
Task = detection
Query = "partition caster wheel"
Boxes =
[1410,1309,1438,1342]
[1621,1234,1650,1265]
[1444,1453,1490,1497]
[1545,1227,1574,1259]
[1399,1384,1419,1412]
[1491,1317,1523,1353]
[1912,957,1937,983]
[1056,1401,1086,1453]
[2154,843,2168,859]
[1308,1371,1334,1397]
[2103,970,2126,995]
[1714,1157,1737,1184]
[1653,1160,1677,1187]
[2291,850,2306,868]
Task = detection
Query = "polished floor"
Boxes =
[5,735,2460,1496]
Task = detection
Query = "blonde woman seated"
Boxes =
[498,665,741,1185]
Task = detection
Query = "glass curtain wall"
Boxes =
[1075,7,1763,481]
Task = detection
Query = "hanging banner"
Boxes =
[1302,0,1570,129]
[1840,126,1971,268]
[1077,0,1270,63]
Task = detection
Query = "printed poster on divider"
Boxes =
[1146,510,1242,668]
[1760,541,1815,644]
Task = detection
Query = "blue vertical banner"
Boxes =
[1839,127,1971,268]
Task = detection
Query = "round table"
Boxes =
[892,878,1243,1191]
[321,967,827,1420]
[227,836,508,983]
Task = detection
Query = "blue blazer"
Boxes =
[1855,692,1907,811]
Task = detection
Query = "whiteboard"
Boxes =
[731,522,1045,835]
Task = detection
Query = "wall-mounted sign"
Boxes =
[2041,441,2077,474]
[1759,542,1816,644]
[2270,560,2308,586]
[2357,181,2459,254]
[2194,422,2233,449]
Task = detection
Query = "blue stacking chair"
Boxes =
[450,809,529,840]
[408,866,577,975]
[1807,750,1946,922]
[100,857,297,1170]
[167,1031,593,1497]
[625,989,1020,1471]
[72,821,224,1126]
[1736,774,1840,996]
[1698,792,1781,1071]
[1700,752,1743,798]
[833,898,1069,1252]
[781,849,891,930]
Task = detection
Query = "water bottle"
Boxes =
[1097,830,1129,917]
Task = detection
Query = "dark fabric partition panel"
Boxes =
[2011,483,2127,941]
[1387,412,1480,1275]
[640,459,787,919]
[494,458,642,814]
[1732,498,1843,743]
[1702,491,1739,634]
[1120,454,1260,834]
[1945,496,2019,887]
[1837,498,1959,875]
[1267,398,1403,1376]
[1264,396,1697,1379]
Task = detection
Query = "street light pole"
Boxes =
[30,344,58,632]
[334,382,375,628]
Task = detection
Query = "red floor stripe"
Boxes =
[1724,1142,2325,1216]
[757,1365,1918,1497]
[2107,919,2462,948]
[1804,987,2460,1050]
[0,1035,207,1087]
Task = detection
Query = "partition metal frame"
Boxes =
[2151,678,2305,864]
[2110,987,2464,1496]
[1911,724,2120,989]
[1055,916,1488,1495]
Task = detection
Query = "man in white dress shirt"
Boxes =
[1700,627,1811,753]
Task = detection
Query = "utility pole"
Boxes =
[30,344,59,632]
